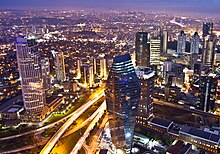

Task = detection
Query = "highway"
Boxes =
[62,100,105,138]
[83,115,108,154]
[70,101,106,154]
[40,90,105,154]
[0,90,105,141]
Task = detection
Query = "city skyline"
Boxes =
[0,2,220,154]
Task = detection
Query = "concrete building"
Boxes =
[135,67,155,124]
[55,51,66,82]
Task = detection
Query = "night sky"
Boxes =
[0,0,220,17]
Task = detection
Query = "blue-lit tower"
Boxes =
[105,54,141,153]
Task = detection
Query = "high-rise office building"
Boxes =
[198,73,217,112]
[135,67,155,124]
[163,60,173,78]
[105,54,141,153]
[172,63,184,87]
[16,36,46,116]
[193,62,202,86]
[162,30,168,53]
[41,58,50,90]
[203,23,213,37]
[93,58,97,76]
[77,59,81,79]
[82,64,94,87]
[190,32,200,54]
[202,36,216,68]
[55,51,66,82]
[150,38,161,66]
[135,32,151,67]
[177,31,186,53]
[100,58,107,79]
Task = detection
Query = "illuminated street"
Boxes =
[40,90,105,154]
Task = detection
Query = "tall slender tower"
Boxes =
[105,54,141,153]
[162,30,168,53]
[77,59,81,79]
[55,51,66,82]
[198,73,217,112]
[202,36,216,68]
[177,31,186,53]
[135,67,155,124]
[203,23,213,37]
[150,37,161,66]
[190,32,200,54]
[16,36,46,116]
[100,58,107,79]
[135,32,151,67]
[41,58,50,90]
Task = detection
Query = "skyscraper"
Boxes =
[202,36,216,68]
[16,36,46,117]
[77,59,81,79]
[177,31,186,53]
[100,57,107,79]
[135,32,150,67]
[82,64,94,87]
[55,51,66,82]
[163,60,173,78]
[162,30,168,53]
[105,54,141,153]
[150,38,161,66]
[135,67,155,124]
[190,32,200,54]
[193,62,202,85]
[203,23,213,37]
[41,58,50,90]
[198,73,217,112]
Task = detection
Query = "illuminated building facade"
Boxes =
[177,31,186,53]
[198,73,218,112]
[150,38,161,66]
[100,58,107,79]
[162,30,168,54]
[41,58,50,90]
[82,64,94,87]
[202,36,216,68]
[203,23,213,37]
[190,32,200,54]
[135,32,150,67]
[77,59,81,79]
[55,51,66,82]
[16,36,46,117]
[135,67,155,124]
[105,54,140,153]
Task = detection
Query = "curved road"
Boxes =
[0,90,105,141]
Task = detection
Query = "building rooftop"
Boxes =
[2,105,23,114]
[180,125,220,144]
[0,95,22,112]
[150,117,173,128]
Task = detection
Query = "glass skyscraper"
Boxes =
[16,36,46,118]
[198,73,218,112]
[135,32,151,67]
[105,54,140,153]
[177,31,186,53]
[190,32,200,54]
